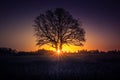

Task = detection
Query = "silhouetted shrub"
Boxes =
[0,47,16,56]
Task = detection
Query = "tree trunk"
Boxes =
[60,43,62,52]
[55,43,58,52]
[55,42,62,52]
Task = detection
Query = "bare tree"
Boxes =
[34,8,85,52]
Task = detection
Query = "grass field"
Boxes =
[0,53,120,80]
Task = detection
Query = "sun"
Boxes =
[57,49,61,54]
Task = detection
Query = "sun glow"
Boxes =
[57,49,61,54]
[39,44,82,53]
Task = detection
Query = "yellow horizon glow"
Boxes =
[39,44,83,53]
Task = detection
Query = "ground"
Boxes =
[0,53,120,80]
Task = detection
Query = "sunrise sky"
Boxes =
[0,0,120,52]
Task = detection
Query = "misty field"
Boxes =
[0,53,120,80]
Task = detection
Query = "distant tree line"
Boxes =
[0,47,54,56]
[0,47,120,56]
[78,49,120,54]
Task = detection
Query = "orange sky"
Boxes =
[1,25,119,52]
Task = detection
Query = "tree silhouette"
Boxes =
[34,8,85,52]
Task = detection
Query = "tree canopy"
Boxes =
[34,8,85,52]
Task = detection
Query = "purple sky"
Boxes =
[0,0,120,51]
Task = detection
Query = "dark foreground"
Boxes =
[0,53,120,80]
